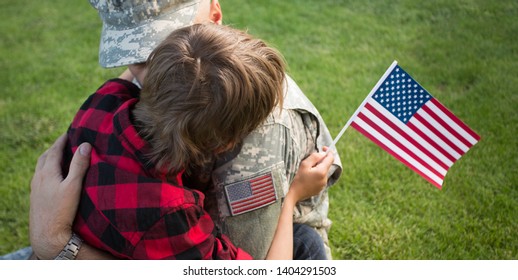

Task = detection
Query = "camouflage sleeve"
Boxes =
[207,111,294,259]
[207,76,343,260]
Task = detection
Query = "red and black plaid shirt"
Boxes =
[64,79,252,260]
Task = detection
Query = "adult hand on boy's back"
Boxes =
[29,134,91,259]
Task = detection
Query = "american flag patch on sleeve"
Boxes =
[224,172,278,216]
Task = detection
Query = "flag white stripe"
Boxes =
[362,106,447,176]
[369,100,454,167]
[427,101,479,145]
[354,117,444,186]
[408,116,462,160]
[419,106,470,152]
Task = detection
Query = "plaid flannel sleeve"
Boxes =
[131,201,253,260]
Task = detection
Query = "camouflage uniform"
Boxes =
[207,75,342,259]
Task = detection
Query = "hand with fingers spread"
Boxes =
[29,134,91,259]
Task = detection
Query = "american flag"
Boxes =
[348,61,480,188]
[225,173,278,216]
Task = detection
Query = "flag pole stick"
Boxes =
[326,60,399,154]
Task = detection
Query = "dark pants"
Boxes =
[293,223,327,260]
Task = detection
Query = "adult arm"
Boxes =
[29,134,113,259]
[29,69,134,259]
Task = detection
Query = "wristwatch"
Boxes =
[54,233,83,260]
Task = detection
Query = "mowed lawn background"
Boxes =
[1,0,516,259]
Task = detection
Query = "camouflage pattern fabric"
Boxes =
[209,75,342,259]
[89,0,201,68]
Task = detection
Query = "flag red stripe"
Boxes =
[232,194,276,209]
[421,105,473,149]
[345,64,480,189]
[232,196,277,213]
[250,174,271,184]
[251,185,273,194]
[412,113,465,156]
[232,191,276,206]
[365,103,450,171]
[351,122,443,188]
[231,187,274,207]
[231,184,272,202]
[357,112,444,179]
[431,99,480,141]
[406,121,458,163]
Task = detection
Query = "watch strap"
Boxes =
[54,233,83,260]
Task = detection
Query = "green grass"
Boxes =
[1,0,517,259]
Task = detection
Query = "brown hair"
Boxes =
[133,23,286,175]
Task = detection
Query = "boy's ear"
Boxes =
[209,0,223,25]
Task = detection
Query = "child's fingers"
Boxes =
[301,152,327,168]
[315,152,334,171]
[300,152,334,174]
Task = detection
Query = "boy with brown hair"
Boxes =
[63,23,333,259]
[134,23,285,175]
